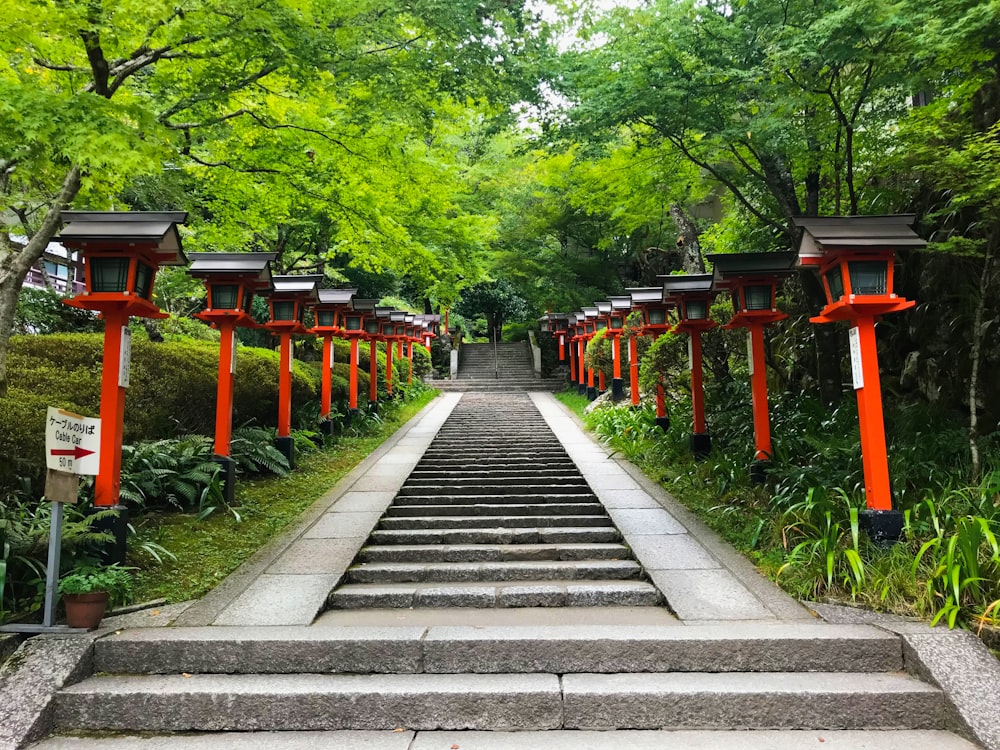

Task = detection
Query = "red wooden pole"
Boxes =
[578,339,586,390]
[369,339,378,405]
[349,337,359,411]
[854,318,893,511]
[214,320,237,456]
[321,334,333,420]
[690,330,707,434]
[277,332,293,439]
[598,370,606,393]
[629,335,640,407]
[748,324,771,461]
[386,339,394,396]
[408,344,414,384]
[94,308,129,507]
[558,332,566,361]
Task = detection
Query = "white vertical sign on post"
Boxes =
[329,341,335,368]
[688,337,694,372]
[118,326,131,388]
[746,330,754,376]
[849,326,865,390]
[231,334,237,375]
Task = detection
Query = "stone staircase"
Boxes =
[30,393,978,748]
[435,341,565,391]
[327,392,661,608]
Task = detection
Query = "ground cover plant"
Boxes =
[0,323,434,624]
[558,388,1000,635]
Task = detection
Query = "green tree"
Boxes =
[454,279,530,341]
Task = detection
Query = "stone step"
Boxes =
[385,503,605,517]
[368,527,621,545]
[397,484,590,497]
[406,471,582,481]
[328,580,663,608]
[53,671,946,732]
[378,515,612,530]
[346,560,642,584]
[391,494,599,506]
[401,479,589,492]
[404,475,584,485]
[357,542,631,563]
[26,729,986,750]
[89,623,905,675]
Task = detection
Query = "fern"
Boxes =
[230,426,291,477]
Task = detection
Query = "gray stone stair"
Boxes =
[34,391,974,747]
[431,341,566,391]
[29,730,984,750]
[327,391,662,609]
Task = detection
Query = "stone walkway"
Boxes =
[169,391,806,627]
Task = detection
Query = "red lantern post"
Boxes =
[795,215,925,542]
[606,296,632,402]
[59,211,188,562]
[661,275,716,455]
[264,275,322,466]
[343,298,375,421]
[309,288,357,434]
[707,252,796,481]
[626,288,674,428]
[187,252,276,502]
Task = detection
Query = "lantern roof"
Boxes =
[317,288,357,306]
[793,215,926,265]
[595,301,612,316]
[659,274,714,296]
[351,298,377,312]
[582,307,599,318]
[609,295,632,311]
[270,274,322,302]
[58,211,188,264]
[375,306,394,318]
[705,252,796,290]
[187,252,275,287]
[627,287,666,306]
[574,311,587,323]
[405,313,415,323]
[389,310,408,322]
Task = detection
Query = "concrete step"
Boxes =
[53,671,947,732]
[397,484,591,497]
[90,623,905,675]
[27,729,986,750]
[368,527,621,545]
[346,560,643,583]
[357,543,632,563]
[403,476,586,488]
[378,515,613,530]
[391,494,600,506]
[384,503,605,517]
[328,580,663,608]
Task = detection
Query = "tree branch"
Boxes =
[32,58,85,72]
[186,154,283,174]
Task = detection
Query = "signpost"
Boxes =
[0,409,101,633]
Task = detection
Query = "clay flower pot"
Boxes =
[63,591,110,629]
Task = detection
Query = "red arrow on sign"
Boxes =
[50,446,95,460]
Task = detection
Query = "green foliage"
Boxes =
[116,436,225,519]
[59,564,134,605]
[454,279,531,339]
[584,333,613,379]
[230,426,291,477]
[1,333,321,495]
[13,288,103,335]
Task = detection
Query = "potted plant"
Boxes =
[59,565,134,629]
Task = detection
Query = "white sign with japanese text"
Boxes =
[45,407,101,475]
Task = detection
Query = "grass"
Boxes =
[554,389,589,419]
[128,391,438,604]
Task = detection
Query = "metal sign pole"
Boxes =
[41,501,64,628]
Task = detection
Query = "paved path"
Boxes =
[169,391,806,627]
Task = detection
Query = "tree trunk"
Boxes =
[968,236,997,479]
[799,270,843,407]
[0,166,81,395]
[669,204,705,273]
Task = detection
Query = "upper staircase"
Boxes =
[434,341,565,391]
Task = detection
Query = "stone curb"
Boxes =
[0,634,95,750]
[535,393,811,622]
[810,601,1000,750]
[173,393,457,627]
